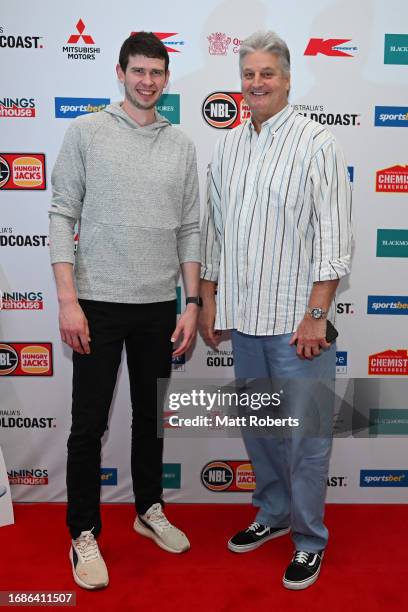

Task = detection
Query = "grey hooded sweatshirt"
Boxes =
[49,102,200,303]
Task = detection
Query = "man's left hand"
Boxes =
[171,305,199,356]
[289,316,331,360]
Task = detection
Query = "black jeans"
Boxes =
[66,299,176,539]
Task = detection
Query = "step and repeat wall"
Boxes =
[1,0,407,506]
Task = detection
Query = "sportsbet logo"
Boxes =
[367,296,408,315]
[55,97,110,118]
[201,460,255,492]
[360,470,408,487]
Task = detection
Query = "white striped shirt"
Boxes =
[201,104,352,336]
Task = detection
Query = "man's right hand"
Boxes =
[199,297,221,350]
[59,301,91,354]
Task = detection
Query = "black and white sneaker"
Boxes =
[228,521,290,553]
[283,550,324,590]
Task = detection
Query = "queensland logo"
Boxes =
[0,98,36,118]
[375,106,408,127]
[376,165,408,192]
[100,468,117,486]
[206,349,233,367]
[203,92,250,129]
[0,343,53,376]
[384,34,408,65]
[207,32,241,55]
[0,154,45,190]
[131,32,184,53]
[377,229,408,257]
[0,344,18,375]
[360,469,408,487]
[55,97,110,119]
[367,296,408,315]
[201,461,234,491]
[368,349,408,375]
[304,38,357,57]
[293,104,360,126]
[0,27,43,49]
[336,351,348,375]
[8,469,48,485]
[63,20,100,61]
[1,291,44,311]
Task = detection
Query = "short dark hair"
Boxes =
[119,32,169,73]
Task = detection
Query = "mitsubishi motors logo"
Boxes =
[67,19,95,45]
[304,38,357,57]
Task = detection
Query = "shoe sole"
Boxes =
[69,548,109,590]
[282,565,321,590]
[133,517,190,554]
[227,527,290,553]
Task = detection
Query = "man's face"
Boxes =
[116,54,169,111]
[241,51,290,123]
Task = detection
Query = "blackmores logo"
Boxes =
[1,291,44,311]
[8,469,48,485]
[131,32,184,53]
[62,20,100,61]
[0,343,53,376]
[0,98,36,118]
[368,349,408,376]
[0,27,44,49]
[0,154,45,190]
[304,38,357,57]
[201,460,255,492]
[376,165,408,193]
[202,92,250,129]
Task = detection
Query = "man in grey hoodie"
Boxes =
[49,32,201,590]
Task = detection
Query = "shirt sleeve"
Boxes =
[176,141,201,264]
[200,139,223,281]
[310,137,352,282]
[49,121,86,264]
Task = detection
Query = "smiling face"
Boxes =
[116,54,169,111]
[241,51,290,129]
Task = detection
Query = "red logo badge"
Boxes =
[304,38,355,57]
[68,20,95,45]
[376,165,408,193]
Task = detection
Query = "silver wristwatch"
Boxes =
[306,307,328,320]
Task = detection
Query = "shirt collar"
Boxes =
[248,104,293,134]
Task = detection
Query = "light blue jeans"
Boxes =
[231,330,336,552]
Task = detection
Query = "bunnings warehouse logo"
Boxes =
[162,463,181,488]
[369,409,408,435]
[384,34,408,65]
[360,469,408,487]
[377,229,408,257]
[157,94,180,124]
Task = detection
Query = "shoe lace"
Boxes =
[74,530,100,562]
[294,551,310,565]
[246,521,261,532]
[146,503,172,532]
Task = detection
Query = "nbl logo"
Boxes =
[202,92,250,129]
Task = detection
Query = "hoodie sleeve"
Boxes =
[176,141,201,264]
[49,121,86,264]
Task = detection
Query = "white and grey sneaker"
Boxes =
[134,503,190,553]
[283,550,324,590]
[228,521,290,553]
[69,530,109,590]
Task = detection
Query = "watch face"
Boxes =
[311,308,323,319]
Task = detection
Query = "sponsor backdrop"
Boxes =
[1,0,407,506]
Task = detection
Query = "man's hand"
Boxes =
[289,316,331,360]
[171,305,199,357]
[198,296,221,350]
[59,300,91,355]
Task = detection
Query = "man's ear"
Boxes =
[116,63,125,83]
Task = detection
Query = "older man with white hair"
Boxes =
[200,30,352,590]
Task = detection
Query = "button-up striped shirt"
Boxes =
[201,104,352,336]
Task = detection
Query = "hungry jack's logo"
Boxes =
[0,154,45,190]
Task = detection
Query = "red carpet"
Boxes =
[0,504,403,611]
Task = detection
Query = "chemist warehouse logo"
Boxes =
[376,165,408,193]
[0,154,46,190]
[8,469,48,485]
[368,349,408,376]
[0,343,53,376]
[62,19,100,61]
[202,92,250,129]
[0,97,36,118]
[55,97,110,119]
[1,291,44,311]
[360,470,408,487]
[201,460,256,492]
